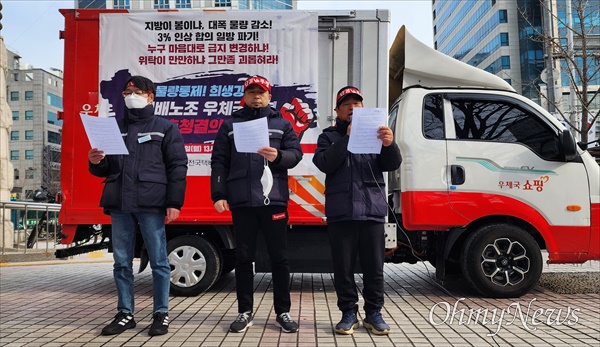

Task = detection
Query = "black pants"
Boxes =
[231,206,291,315]
[329,220,385,314]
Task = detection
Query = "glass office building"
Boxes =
[433,0,599,140]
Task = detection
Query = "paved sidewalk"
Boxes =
[0,257,598,347]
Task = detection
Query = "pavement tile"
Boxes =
[0,259,598,347]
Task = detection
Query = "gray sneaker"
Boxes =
[229,311,253,333]
[275,312,299,333]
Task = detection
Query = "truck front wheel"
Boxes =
[167,235,222,296]
[460,224,542,298]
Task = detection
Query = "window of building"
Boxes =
[449,95,561,160]
[47,111,63,126]
[25,130,34,140]
[433,25,437,35]
[501,55,511,69]
[78,0,107,8]
[491,0,496,5]
[11,131,19,140]
[499,9,508,23]
[12,111,19,120]
[13,58,19,70]
[25,190,33,199]
[433,10,436,20]
[500,32,509,46]
[25,111,34,120]
[214,0,231,7]
[10,150,19,160]
[14,169,20,180]
[176,0,191,8]
[48,131,61,145]
[504,79,512,85]
[25,91,34,100]
[25,150,34,160]
[47,93,63,108]
[113,0,130,8]
[48,78,53,85]
[10,91,19,101]
[154,0,169,8]
[13,73,19,81]
[26,169,34,179]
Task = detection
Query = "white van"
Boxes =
[387,26,600,298]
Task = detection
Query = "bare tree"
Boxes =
[43,145,62,195]
[519,0,599,146]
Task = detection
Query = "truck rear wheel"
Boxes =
[460,224,542,298]
[168,235,222,296]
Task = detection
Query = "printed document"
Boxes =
[80,114,129,155]
[232,117,270,153]
[347,108,388,154]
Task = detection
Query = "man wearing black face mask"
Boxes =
[210,75,302,334]
[88,75,188,337]
[313,86,401,336]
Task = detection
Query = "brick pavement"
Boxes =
[0,256,598,347]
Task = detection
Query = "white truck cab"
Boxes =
[387,26,600,298]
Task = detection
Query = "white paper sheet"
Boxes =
[80,114,129,155]
[347,108,388,154]
[232,117,270,153]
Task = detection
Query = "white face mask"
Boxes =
[260,159,273,205]
[124,93,149,109]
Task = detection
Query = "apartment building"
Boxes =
[7,50,63,200]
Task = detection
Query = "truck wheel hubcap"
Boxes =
[169,245,207,288]
[480,238,530,286]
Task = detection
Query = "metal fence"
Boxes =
[0,200,63,255]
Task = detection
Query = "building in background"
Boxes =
[6,50,63,200]
[432,0,599,142]
[1,36,16,247]
[433,0,526,99]
[75,0,295,10]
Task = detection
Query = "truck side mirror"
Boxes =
[560,130,578,162]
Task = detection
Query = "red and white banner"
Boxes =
[99,10,319,176]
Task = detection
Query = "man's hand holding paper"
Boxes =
[347,108,388,154]
[80,114,129,155]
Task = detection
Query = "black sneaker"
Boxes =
[335,310,359,335]
[275,312,299,333]
[363,311,390,335]
[229,311,253,333]
[101,312,136,335]
[148,312,169,336]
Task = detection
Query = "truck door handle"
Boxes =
[451,165,465,185]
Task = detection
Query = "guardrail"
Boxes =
[0,200,63,256]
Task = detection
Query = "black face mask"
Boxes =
[335,117,351,134]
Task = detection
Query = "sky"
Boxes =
[1,0,433,71]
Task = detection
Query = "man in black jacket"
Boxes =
[210,75,303,333]
[88,76,188,337]
[313,86,401,335]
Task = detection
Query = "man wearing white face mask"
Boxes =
[210,75,303,334]
[88,75,188,337]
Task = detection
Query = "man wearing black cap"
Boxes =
[211,75,302,333]
[313,86,401,335]
[88,75,188,337]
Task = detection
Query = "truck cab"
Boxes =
[387,26,600,297]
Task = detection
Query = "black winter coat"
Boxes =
[312,118,401,223]
[210,105,302,209]
[89,105,188,214]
